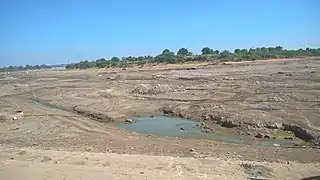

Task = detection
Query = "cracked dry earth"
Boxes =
[0,58,320,179]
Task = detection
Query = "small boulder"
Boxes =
[264,134,271,139]
[12,116,18,121]
[180,127,185,130]
[284,136,294,140]
[125,118,133,123]
[255,133,264,138]
[221,119,241,128]
[273,144,280,147]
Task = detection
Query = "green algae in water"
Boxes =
[118,116,297,147]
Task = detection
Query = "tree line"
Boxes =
[0,64,52,72]
[65,46,320,69]
[1,46,319,72]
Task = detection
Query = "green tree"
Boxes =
[162,49,171,54]
[201,47,214,55]
[111,57,120,62]
[275,46,283,51]
[177,48,189,56]
[234,49,241,54]
[219,50,232,59]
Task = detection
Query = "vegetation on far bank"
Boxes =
[65,46,320,69]
[0,64,66,72]
[1,46,320,72]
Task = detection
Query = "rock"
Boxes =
[285,72,293,76]
[221,119,241,128]
[186,67,197,70]
[9,127,20,131]
[310,137,320,146]
[202,114,210,120]
[284,136,294,140]
[223,77,233,80]
[41,156,52,163]
[203,128,214,133]
[12,116,17,121]
[265,123,283,129]
[162,108,175,115]
[178,112,184,118]
[190,148,195,152]
[247,132,251,135]
[273,144,280,147]
[180,127,185,130]
[283,123,315,141]
[125,118,133,123]
[264,134,271,139]
[277,71,285,74]
[131,84,171,95]
[255,133,264,138]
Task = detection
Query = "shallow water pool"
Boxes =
[118,116,296,147]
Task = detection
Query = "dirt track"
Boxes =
[0,58,320,179]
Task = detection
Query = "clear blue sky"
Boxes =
[1,0,319,67]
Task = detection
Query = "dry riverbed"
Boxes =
[0,58,320,179]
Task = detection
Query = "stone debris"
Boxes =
[255,133,264,138]
[131,84,171,95]
[284,136,294,140]
[125,119,134,123]
[264,134,271,139]
[220,119,241,128]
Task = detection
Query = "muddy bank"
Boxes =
[72,106,114,123]
[162,106,320,146]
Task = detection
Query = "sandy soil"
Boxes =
[0,147,319,180]
[0,58,320,179]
